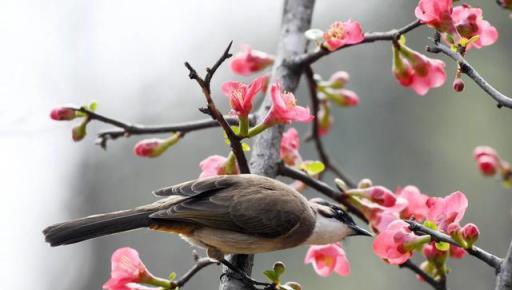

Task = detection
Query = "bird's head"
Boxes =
[309,198,373,238]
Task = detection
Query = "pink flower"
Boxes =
[359,197,408,233]
[423,243,446,261]
[373,220,428,264]
[461,223,480,246]
[230,46,274,76]
[415,0,455,33]
[323,20,364,52]
[221,76,266,117]
[396,186,430,222]
[451,4,498,49]
[426,191,468,231]
[263,82,314,125]
[363,186,397,207]
[199,155,238,178]
[50,107,76,121]
[280,128,302,166]
[393,46,447,96]
[473,146,498,159]
[304,243,350,277]
[450,245,466,259]
[103,247,152,290]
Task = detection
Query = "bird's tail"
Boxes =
[43,208,153,246]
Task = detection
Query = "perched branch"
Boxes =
[399,260,448,290]
[184,41,250,174]
[170,257,218,289]
[303,66,355,185]
[406,220,503,271]
[278,163,366,222]
[495,239,512,290]
[427,40,512,109]
[293,19,422,66]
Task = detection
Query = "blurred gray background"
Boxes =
[1,0,511,289]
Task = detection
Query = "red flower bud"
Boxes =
[134,134,181,158]
[452,78,465,92]
[477,155,499,176]
[364,186,397,207]
[50,107,76,121]
[461,223,479,246]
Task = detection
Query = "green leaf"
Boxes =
[263,270,279,283]
[398,35,406,46]
[242,143,251,152]
[435,241,450,251]
[301,161,325,176]
[168,272,176,281]
[423,220,438,231]
[89,100,98,112]
[224,126,240,144]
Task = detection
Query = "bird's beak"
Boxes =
[349,224,373,237]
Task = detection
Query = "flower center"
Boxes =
[329,22,345,39]
[320,255,335,268]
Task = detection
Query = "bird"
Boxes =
[43,174,371,262]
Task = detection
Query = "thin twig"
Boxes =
[293,20,422,66]
[303,66,355,185]
[495,239,512,290]
[184,41,250,174]
[170,257,218,289]
[406,220,503,271]
[426,39,512,109]
[71,107,254,149]
[400,260,448,290]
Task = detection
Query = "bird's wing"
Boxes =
[149,175,309,238]
[153,175,236,197]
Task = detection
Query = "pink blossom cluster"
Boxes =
[340,181,479,278]
[473,146,512,187]
[415,0,498,49]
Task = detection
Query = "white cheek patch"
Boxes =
[304,215,353,245]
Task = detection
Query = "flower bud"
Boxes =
[461,223,479,247]
[230,46,274,76]
[72,122,87,142]
[328,71,350,88]
[273,261,286,275]
[357,178,373,189]
[318,102,332,136]
[324,88,360,107]
[134,133,181,158]
[423,242,447,262]
[452,78,465,92]
[477,155,499,176]
[284,282,302,290]
[50,107,76,121]
[364,186,397,207]
[473,146,498,160]
[449,245,466,259]
[335,178,349,192]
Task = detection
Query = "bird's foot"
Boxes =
[220,259,276,290]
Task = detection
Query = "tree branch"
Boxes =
[170,257,218,289]
[219,1,317,290]
[406,220,503,271]
[303,66,355,185]
[184,41,250,174]
[426,40,512,109]
[293,19,422,66]
[399,260,448,290]
[71,106,255,149]
[496,239,512,290]
[278,163,366,221]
